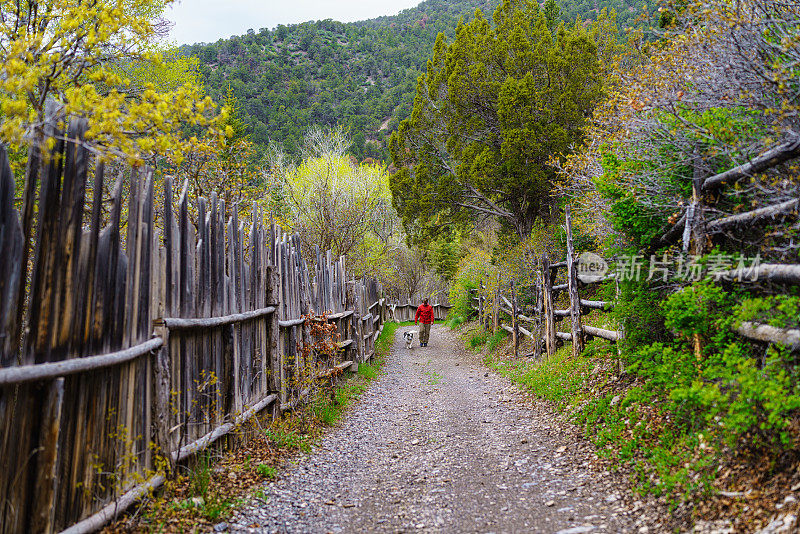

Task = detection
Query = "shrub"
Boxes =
[468,331,488,349]
[613,278,670,350]
[735,294,800,330]
[486,330,507,352]
[446,315,465,329]
[449,248,492,320]
[626,280,800,451]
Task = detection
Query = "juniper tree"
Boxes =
[388,0,602,240]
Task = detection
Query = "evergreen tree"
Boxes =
[544,0,562,32]
[388,0,603,239]
[428,230,461,280]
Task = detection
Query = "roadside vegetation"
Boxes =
[3,0,798,531]
[433,0,799,528]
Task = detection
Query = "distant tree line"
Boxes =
[181,0,652,163]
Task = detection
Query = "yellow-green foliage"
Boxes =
[168,86,271,224]
[277,139,413,292]
[282,151,393,257]
[449,247,492,319]
[115,48,204,95]
[447,221,568,323]
[0,0,221,163]
[493,223,567,284]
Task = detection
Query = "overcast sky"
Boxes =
[165,0,423,45]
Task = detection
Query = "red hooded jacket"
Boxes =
[415,303,434,324]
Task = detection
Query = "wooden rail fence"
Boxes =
[470,207,621,359]
[470,134,800,358]
[0,116,386,533]
[654,136,800,349]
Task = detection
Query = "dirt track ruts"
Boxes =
[229,324,663,533]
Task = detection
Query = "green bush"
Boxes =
[661,280,738,342]
[614,278,670,350]
[188,453,213,498]
[449,249,492,320]
[594,150,670,249]
[626,280,800,451]
[735,295,800,330]
[468,331,488,349]
[446,315,465,330]
[264,429,311,452]
[449,278,477,321]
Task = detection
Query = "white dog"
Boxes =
[403,330,416,349]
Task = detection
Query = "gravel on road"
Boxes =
[228,324,664,534]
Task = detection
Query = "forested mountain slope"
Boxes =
[184,0,648,161]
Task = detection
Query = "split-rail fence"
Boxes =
[471,207,621,359]
[0,116,386,534]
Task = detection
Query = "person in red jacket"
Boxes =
[414,298,435,347]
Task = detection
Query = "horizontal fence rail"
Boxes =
[160,306,277,330]
[0,338,163,386]
[389,301,451,323]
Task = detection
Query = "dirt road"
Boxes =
[229,325,659,533]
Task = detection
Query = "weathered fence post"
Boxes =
[542,254,556,355]
[534,268,543,359]
[480,283,488,329]
[354,286,364,363]
[151,232,173,475]
[27,114,70,533]
[30,378,64,534]
[266,265,283,411]
[689,152,707,362]
[295,236,312,369]
[477,286,484,325]
[152,324,173,476]
[493,275,500,334]
[345,281,357,362]
[565,207,584,357]
[511,281,519,358]
[686,149,708,257]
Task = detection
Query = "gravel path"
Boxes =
[229,325,661,534]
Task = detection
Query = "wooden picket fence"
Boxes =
[0,116,386,534]
[389,299,451,323]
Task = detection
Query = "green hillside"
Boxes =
[184,0,650,161]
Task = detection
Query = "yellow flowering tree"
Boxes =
[284,149,394,262]
[0,0,219,162]
[271,127,414,293]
